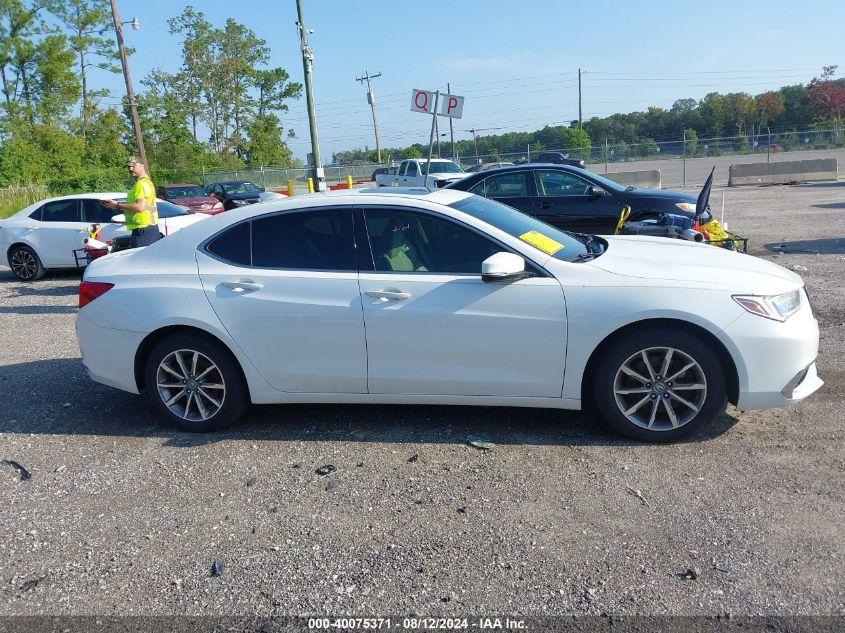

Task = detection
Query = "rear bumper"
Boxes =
[727,302,823,410]
[76,310,144,394]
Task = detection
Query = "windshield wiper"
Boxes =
[571,253,598,263]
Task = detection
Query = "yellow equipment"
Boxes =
[614,205,631,235]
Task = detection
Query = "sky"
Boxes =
[93,0,845,163]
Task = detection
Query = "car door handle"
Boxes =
[365,289,411,301]
[220,280,263,292]
[536,201,554,209]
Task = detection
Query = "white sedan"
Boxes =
[75,189,822,442]
[98,199,209,244]
[0,193,207,280]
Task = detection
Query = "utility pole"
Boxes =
[470,128,479,164]
[434,113,440,157]
[447,82,455,159]
[109,0,146,168]
[577,68,584,129]
[356,70,382,163]
[296,0,324,190]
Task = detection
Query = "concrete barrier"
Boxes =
[728,158,838,186]
[602,169,661,189]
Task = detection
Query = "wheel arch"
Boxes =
[134,324,252,402]
[6,241,39,264]
[580,318,739,408]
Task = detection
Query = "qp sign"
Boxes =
[410,89,435,114]
[439,93,464,119]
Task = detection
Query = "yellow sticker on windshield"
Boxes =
[519,230,564,255]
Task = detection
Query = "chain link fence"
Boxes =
[199,164,381,193]
[447,128,845,187]
[198,128,842,192]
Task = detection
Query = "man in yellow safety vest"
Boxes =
[102,156,160,249]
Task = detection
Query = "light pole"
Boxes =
[296,0,324,191]
[109,1,146,168]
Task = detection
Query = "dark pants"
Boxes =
[129,226,162,249]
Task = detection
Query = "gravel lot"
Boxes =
[0,183,843,619]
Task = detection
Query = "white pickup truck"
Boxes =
[375,158,466,189]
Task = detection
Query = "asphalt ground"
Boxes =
[0,183,843,619]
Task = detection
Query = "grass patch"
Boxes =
[0,185,49,219]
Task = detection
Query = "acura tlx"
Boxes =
[75,188,822,442]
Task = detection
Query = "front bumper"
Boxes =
[726,299,823,410]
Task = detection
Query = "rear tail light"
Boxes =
[79,281,114,308]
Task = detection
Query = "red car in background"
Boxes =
[156,183,224,215]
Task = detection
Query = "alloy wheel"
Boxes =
[156,349,226,422]
[10,249,37,280]
[613,346,707,431]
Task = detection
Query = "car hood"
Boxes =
[588,235,802,294]
[622,188,697,203]
[174,196,217,206]
[224,192,261,200]
[429,173,465,180]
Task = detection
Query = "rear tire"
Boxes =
[592,326,726,442]
[8,245,45,281]
[144,332,248,432]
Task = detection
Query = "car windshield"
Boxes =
[223,182,261,194]
[166,186,206,198]
[421,161,463,175]
[449,195,594,263]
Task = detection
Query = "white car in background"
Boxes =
[0,193,206,280]
[98,199,209,244]
[76,189,822,442]
[375,158,466,188]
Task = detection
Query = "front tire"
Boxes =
[144,333,248,432]
[592,327,726,442]
[9,245,45,281]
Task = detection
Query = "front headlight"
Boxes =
[232,199,248,206]
[733,289,802,322]
[675,202,697,213]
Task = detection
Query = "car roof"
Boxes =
[165,183,203,188]
[1,192,128,220]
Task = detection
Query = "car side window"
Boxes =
[252,208,355,270]
[81,199,118,224]
[40,199,80,222]
[364,208,500,274]
[479,172,528,198]
[406,162,419,176]
[207,222,251,266]
[398,161,408,176]
[534,170,590,197]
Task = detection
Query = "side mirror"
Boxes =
[482,252,527,283]
[111,214,126,223]
[260,186,266,192]
[587,185,604,197]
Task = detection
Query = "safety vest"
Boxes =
[125,176,158,230]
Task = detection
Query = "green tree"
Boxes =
[683,128,699,156]
[45,0,120,132]
[244,113,293,167]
